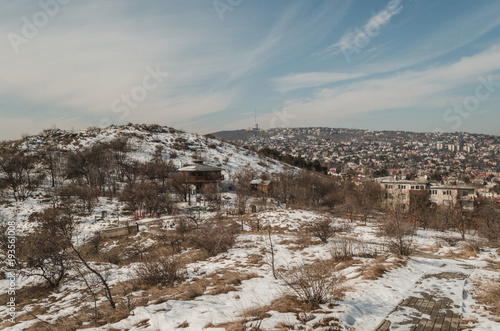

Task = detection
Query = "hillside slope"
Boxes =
[11,124,286,182]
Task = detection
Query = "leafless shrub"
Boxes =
[329,239,354,262]
[338,220,354,233]
[279,261,339,307]
[307,216,339,243]
[175,215,197,235]
[438,234,461,247]
[135,254,185,286]
[329,239,380,262]
[190,221,239,256]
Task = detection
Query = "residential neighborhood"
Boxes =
[214,128,500,202]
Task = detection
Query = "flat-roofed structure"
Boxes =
[379,179,427,210]
[429,185,475,210]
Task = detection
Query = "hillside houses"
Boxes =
[219,128,500,178]
[215,128,500,200]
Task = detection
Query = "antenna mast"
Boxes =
[254,109,258,130]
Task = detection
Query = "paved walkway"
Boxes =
[376,295,460,331]
[373,252,472,331]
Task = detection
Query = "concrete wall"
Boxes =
[101,225,138,238]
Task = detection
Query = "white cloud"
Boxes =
[280,45,500,126]
[272,72,367,93]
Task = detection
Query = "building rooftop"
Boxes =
[178,161,222,172]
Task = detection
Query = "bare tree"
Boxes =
[171,172,192,202]
[145,146,175,188]
[267,226,277,279]
[233,167,256,214]
[121,182,173,217]
[34,207,116,308]
[202,185,222,212]
[475,197,500,242]
[353,180,384,225]
[271,170,297,207]
[0,149,45,201]
[39,146,65,188]
[19,208,75,288]
[382,205,416,256]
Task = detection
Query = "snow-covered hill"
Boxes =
[15,123,287,182]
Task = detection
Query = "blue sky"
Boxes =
[1,0,500,140]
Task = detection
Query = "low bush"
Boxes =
[279,260,339,307]
[189,221,239,256]
[307,217,339,243]
[135,255,185,286]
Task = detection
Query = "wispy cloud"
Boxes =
[280,45,500,126]
[271,72,367,93]
[340,1,500,75]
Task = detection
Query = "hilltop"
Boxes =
[7,123,285,180]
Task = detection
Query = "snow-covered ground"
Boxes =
[1,207,499,330]
[0,125,498,330]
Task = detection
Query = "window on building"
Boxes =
[431,189,437,195]
[398,185,407,190]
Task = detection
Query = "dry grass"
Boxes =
[474,279,500,318]
[204,271,260,296]
[207,295,314,331]
[177,321,189,328]
[205,320,247,331]
[482,258,500,272]
[0,283,52,308]
[361,255,407,280]
[454,241,481,259]
[127,269,262,302]
[17,280,155,330]
[246,253,265,266]
[279,234,318,251]
[247,295,313,315]
[363,263,389,280]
